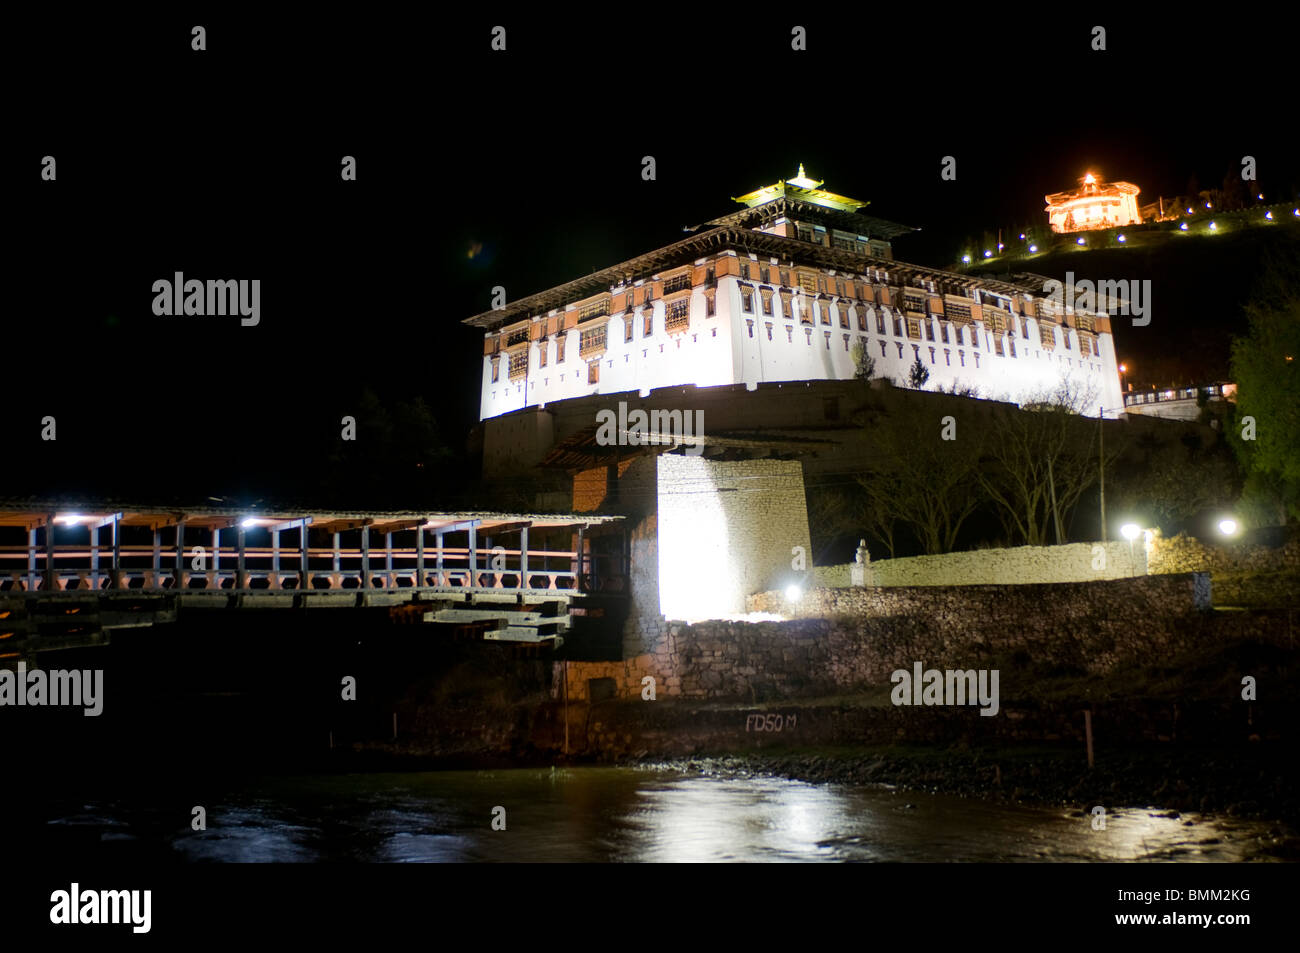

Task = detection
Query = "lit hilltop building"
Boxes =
[1045,172,1143,233]
[467,167,1125,422]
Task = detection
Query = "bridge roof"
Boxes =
[0,502,621,532]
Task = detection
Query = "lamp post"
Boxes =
[1120,523,1141,575]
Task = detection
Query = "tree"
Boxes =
[850,340,877,381]
[907,357,930,389]
[1229,243,1300,521]
[976,378,1114,545]
[852,405,984,555]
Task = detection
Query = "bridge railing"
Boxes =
[0,543,587,594]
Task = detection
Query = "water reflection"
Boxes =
[34,768,1289,863]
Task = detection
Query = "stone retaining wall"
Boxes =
[558,573,1216,703]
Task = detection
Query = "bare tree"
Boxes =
[854,406,983,555]
[975,377,1114,545]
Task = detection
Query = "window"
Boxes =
[490,357,499,382]
[1008,338,1016,358]
[940,323,950,344]
[760,265,770,284]
[739,260,750,280]
[954,325,964,346]
[766,323,773,340]
[907,317,921,339]
[779,268,790,287]
[928,346,936,364]
[539,340,548,367]
[741,287,754,314]
[587,361,599,383]
[946,302,971,323]
[557,336,566,362]
[904,294,926,314]
[799,271,818,293]
[705,294,716,318]
[644,310,653,336]
[760,288,774,315]
[800,300,813,326]
[798,225,814,243]
[624,319,633,343]
[805,328,813,345]
[578,297,610,323]
[974,353,980,368]
[878,340,887,357]
[893,316,904,336]
[663,273,692,295]
[959,350,965,366]
[833,236,855,252]
[747,320,755,338]
[896,342,904,358]
[843,334,851,350]
[705,266,715,284]
[666,299,690,333]
[944,348,951,366]
[993,335,1004,357]
[824,331,832,349]
[876,312,886,334]
[819,302,830,325]
[508,350,529,380]
[1039,324,1056,349]
[836,278,847,297]
[839,306,849,329]
[925,320,935,341]
[1064,330,1072,350]
[579,325,607,357]
[857,310,867,332]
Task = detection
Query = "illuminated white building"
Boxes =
[466,168,1126,423]
[1045,172,1143,233]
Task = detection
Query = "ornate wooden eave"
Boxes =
[464,227,1062,333]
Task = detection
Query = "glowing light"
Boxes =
[784,584,803,602]
[1187,208,1193,214]
[1117,234,1126,242]
[1205,202,1212,209]
[1028,244,1038,252]
[55,514,86,525]
[1076,237,1086,245]
[241,518,265,528]
[1266,211,1273,220]
[984,250,992,258]
[1180,222,1188,231]
[962,254,971,263]
[1258,194,1264,200]
[1119,363,1127,373]
[1218,518,1238,537]
[1294,209,1299,216]
[1209,221,1217,230]
[997,243,1004,251]
[1019,233,1025,240]
[1083,172,1096,185]
[1120,523,1141,541]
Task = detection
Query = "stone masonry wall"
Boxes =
[656,455,810,620]
[557,573,1215,703]
[814,540,1146,589]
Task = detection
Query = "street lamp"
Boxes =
[1120,522,1141,574]
[1217,518,1239,537]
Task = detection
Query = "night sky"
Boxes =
[9,10,1298,503]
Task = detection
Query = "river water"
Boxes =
[37,766,1288,862]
